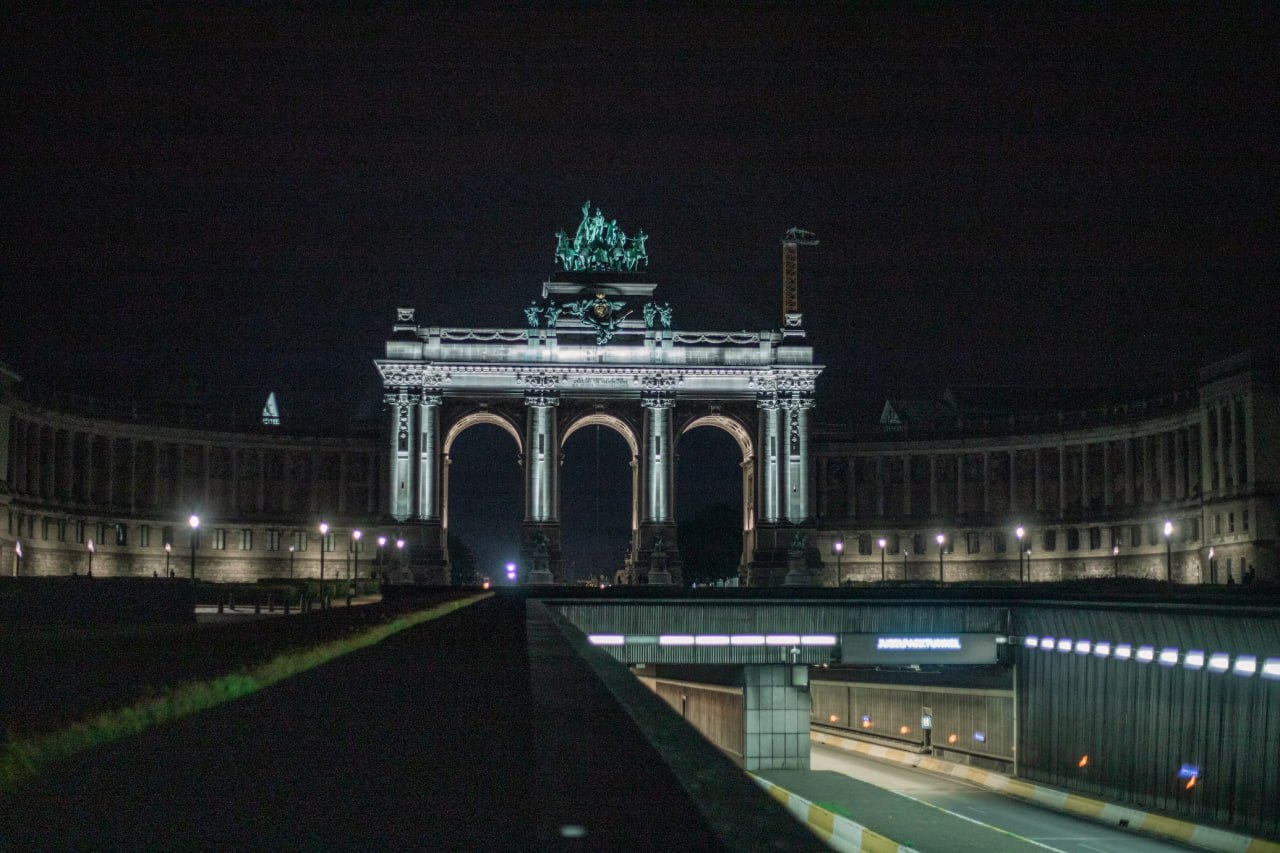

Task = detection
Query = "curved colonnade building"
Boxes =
[2,352,1276,586]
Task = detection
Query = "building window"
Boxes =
[57,519,67,542]
[1088,527,1102,550]
[1147,524,1160,546]
[323,533,335,553]
[292,530,307,552]
[1130,525,1142,548]
[96,523,108,546]
[115,524,128,546]
[993,531,1007,554]
[1110,526,1123,548]
[267,529,281,552]
[1188,517,1200,542]
[887,534,900,554]
[1043,530,1057,552]
[139,525,150,547]
[75,521,85,544]
[857,534,872,555]
[1228,512,1235,533]
[967,532,981,555]
[42,517,51,540]
[212,529,227,550]
[1243,509,1249,532]
[1214,514,1222,535]
[162,526,174,547]
[5,511,11,534]
[240,529,253,551]
[1066,529,1080,551]
[912,533,926,555]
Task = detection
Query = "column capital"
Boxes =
[420,388,443,407]
[756,392,781,410]
[780,394,815,411]
[521,372,561,407]
[641,393,675,409]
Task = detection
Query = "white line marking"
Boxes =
[892,790,1068,853]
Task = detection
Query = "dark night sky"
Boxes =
[3,4,1277,577]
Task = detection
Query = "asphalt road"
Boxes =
[809,743,1190,853]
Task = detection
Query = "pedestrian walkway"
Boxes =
[1,592,819,850]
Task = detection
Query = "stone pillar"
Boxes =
[743,665,811,771]
[1227,400,1240,492]
[256,448,266,512]
[1174,429,1186,500]
[641,390,677,585]
[846,455,857,519]
[337,452,348,515]
[1140,435,1152,504]
[84,432,95,506]
[902,454,911,516]
[983,451,991,513]
[1008,450,1017,512]
[387,390,413,521]
[1216,406,1227,495]
[1103,441,1113,507]
[202,443,210,510]
[1034,447,1043,511]
[1123,438,1135,505]
[417,390,443,522]
[129,438,138,515]
[1079,444,1089,510]
[875,456,885,517]
[929,455,938,515]
[756,396,781,524]
[783,397,814,523]
[521,375,562,582]
[1242,395,1255,488]
[956,452,965,515]
[1057,444,1066,518]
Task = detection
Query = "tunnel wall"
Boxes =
[1016,606,1280,839]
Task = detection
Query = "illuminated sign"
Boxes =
[841,633,1002,665]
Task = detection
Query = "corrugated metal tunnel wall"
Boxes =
[1016,606,1280,839]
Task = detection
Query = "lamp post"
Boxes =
[878,538,887,582]
[1112,544,1120,578]
[188,514,199,580]
[377,535,387,579]
[936,533,945,583]
[1015,526,1025,583]
[1208,546,1215,584]
[14,540,21,577]
[352,530,362,581]
[1164,520,1174,590]
[164,542,171,577]
[833,539,844,584]
[87,539,95,576]
[506,561,517,582]
[396,537,405,578]
[288,544,295,578]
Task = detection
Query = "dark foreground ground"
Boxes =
[1,592,820,851]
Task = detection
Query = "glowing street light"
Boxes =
[1112,544,1120,578]
[506,561,517,582]
[352,530,362,581]
[1164,520,1174,590]
[188,514,200,580]
[936,533,945,583]
[14,540,21,577]
[1015,526,1025,582]
[396,538,405,578]
[319,521,329,581]
[832,539,844,582]
[288,544,295,578]
[164,542,171,577]
[878,537,887,582]
[377,535,387,578]
[87,539,95,577]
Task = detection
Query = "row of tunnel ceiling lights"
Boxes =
[588,634,839,647]
[1023,635,1280,679]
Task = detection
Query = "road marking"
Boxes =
[891,789,1068,853]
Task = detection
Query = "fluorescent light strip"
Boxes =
[1184,650,1205,670]
[1207,653,1230,672]
[1040,637,1055,650]
[1075,640,1092,654]
[731,635,766,646]
[1234,655,1257,677]
[694,635,731,646]
[588,634,625,646]
[1115,644,1132,660]
[1136,646,1155,663]
[1024,636,1038,648]
[1159,648,1179,666]
[800,635,838,646]
[1094,642,1111,657]
[765,634,802,646]
[659,635,695,646]
[1057,638,1073,652]
[1262,659,1280,680]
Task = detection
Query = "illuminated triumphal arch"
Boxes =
[375,204,823,585]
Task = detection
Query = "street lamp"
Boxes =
[506,561,517,582]
[352,530,362,581]
[288,544,295,578]
[396,537,405,577]
[377,535,387,578]
[1164,520,1174,589]
[936,533,945,583]
[164,542,171,577]
[1112,544,1120,578]
[833,539,844,583]
[87,539,95,576]
[188,514,200,580]
[14,540,21,577]
[1015,526,1025,583]
[878,537,887,582]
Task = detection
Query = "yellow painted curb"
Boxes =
[750,774,913,853]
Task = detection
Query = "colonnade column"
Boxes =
[783,396,813,523]
[756,395,781,525]
[416,390,443,522]
[640,391,677,584]
[522,380,561,583]
[386,390,413,521]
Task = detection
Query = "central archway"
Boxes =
[442,411,524,581]
[560,414,638,584]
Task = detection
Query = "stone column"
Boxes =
[256,448,266,513]
[387,390,413,521]
[983,451,991,514]
[1123,438,1135,505]
[1228,400,1240,492]
[929,455,938,515]
[417,390,443,522]
[1242,395,1255,488]
[202,443,210,510]
[642,394,675,524]
[1034,446,1043,512]
[1174,429,1186,500]
[1216,405,1227,495]
[129,438,139,515]
[756,395,781,524]
[523,386,560,524]
[1079,444,1089,510]
[901,454,911,516]
[956,452,965,515]
[846,455,857,518]
[1008,449,1017,512]
[783,396,814,523]
[875,455,885,517]
[1103,441,1113,507]
[1057,444,1066,518]
[1140,435,1152,504]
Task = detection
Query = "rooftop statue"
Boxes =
[555,201,649,272]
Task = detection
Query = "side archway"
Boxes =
[561,412,641,538]
[679,414,756,575]
[441,411,524,567]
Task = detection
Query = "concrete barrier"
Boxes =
[750,774,911,853]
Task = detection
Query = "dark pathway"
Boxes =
[1,593,814,850]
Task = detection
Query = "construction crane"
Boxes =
[781,227,818,322]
